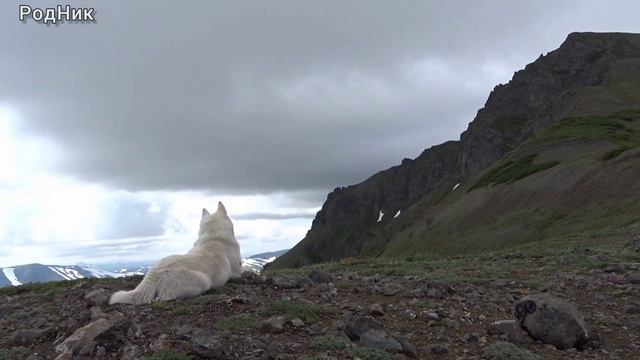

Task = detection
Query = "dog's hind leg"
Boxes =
[155,268,211,301]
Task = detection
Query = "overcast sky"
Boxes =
[1,1,639,267]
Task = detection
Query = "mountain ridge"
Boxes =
[269,32,640,269]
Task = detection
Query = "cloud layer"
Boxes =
[7,1,638,193]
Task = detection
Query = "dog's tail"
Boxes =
[109,272,160,305]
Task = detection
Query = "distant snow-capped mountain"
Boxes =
[0,263,143,288]
[0,251,287,287]
[241,249,288,272]
[248,249,289,259]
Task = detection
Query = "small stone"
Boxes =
[626,273,640,284]
[54,351,72,360]
[360,329,403,352]
[607,273,630,285]
[150,334,171,352]
[237,271,260,283]
[268,275,299,289]
[343,315,385,340]
[95,346,106,358]
[394,336,418,358]
[309,270,333,284]
[191,330,224,358]
[488,319,531,343]
[383,286,398,296]
[262,316,287,334]
[78,341,96,356]
[424,312,440,321]
[466,333,479,343]
[127,322,144,338]
[121,344,141,360]
[225,295,250,304]
[369,303,385,316]
[624,303,640,314]
[290,318,305,327]
[84,288,110,306]
[404,309,417,319]
[89,306,106,320]
[14,328,47,345]
[478,336,488,346]
[428,344,449,354]
[604,264,625,274]
[489,320,514,335]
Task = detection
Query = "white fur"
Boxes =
[109,202,242,304]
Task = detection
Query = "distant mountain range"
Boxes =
[0,263,144,288]
[248,249,289,259]
[0,251,287,287]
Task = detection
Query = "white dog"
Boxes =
[109,202,242,304]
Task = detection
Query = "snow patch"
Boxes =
[451,183,460,191]
[83,267,128,278]
[48,266,71,280]
[377,210,384,222]
[242,256,277,273]
[2,268,22,286]
[393,210,401,219]
[48,266,84,280]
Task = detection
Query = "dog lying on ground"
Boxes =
[109,202,242,304]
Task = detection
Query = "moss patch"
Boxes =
[487,342,542,360]
[310,335,350,350]
[0,347,30,360]
[146,351,193,360]
[602,145,631,160]
[215,314,254,331]
[470,154,560,190]
[530,112,640,159]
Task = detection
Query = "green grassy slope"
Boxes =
[381,110,640,257]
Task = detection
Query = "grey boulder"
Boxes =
[515,294,588,350]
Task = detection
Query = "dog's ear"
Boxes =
[202,208,210,219]
[217,201,227,216]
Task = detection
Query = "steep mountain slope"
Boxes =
[270,32,640,269]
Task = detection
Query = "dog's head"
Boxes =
[199,201,235,239]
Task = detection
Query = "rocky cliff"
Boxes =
[270,32,640,269]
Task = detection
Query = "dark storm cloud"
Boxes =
[2,1,639,194]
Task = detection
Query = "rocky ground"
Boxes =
[1,239,639,360]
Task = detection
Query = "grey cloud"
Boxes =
[54,237,168,258]
[2,1,639,195]
[95,195,168,240]
[233,212,316,221]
